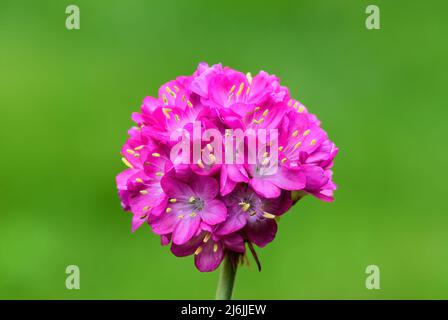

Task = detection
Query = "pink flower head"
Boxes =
[116,63,338,272]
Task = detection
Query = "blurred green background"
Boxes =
[1,0,447,299]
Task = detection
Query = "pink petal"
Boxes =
[214,207,247,236]
[149,211,177,235]
[220,165,238,196]
[190,176,219,200]
[246,218,277,248]
[250,178,281,198]
[201,199,227,225]
[160,175,194,199]
[172,215,201,245]
[194,240,224,272]
[131,214,147,232]
[221,233,246,253]
[171,233,203,257]
[270,166,306,191]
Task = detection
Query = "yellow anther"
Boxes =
[122,157,134,169]
[194,246,203,255]
[310,139,316,146]
[298,106,305,113]
[133,153,140,157]
[155,172,164,177]
[189,196,196,203]
[239,201,250,212]
[252,118,264,124]
[162,107,172,119]
[174,114,180,122]
[139,190,148,195]
[246,86,251,96]
[246,72,253,84]
[134,145,144,151]
[166,207,172,213]
[229,85,236,94]
[203,233,211,243]
[152,153,161,157]
[292,130,299,137]
[173,85,180,92]
[197,159,205,168]
[281,157,287,163]
[178,214,184,219]
[213,243,218,252]
[249,210,256,216]
[189,212,197,217]
[303,129,311,137]
[263,212,276,219]
[236,82,245,97]
[126,149,135,155]
[294,141,302,149]
[187,100,193,108]
[293,102,299,109]
[135,178,143,183]
[262,158,270,166]
[165,86,176,98]
[287,99,293,107]
[206,144,213,152]
[254,106,260,112]
[181,95,186,102]
[278,146,284,151]
[262,109,269,117]
[143,206,150,212]
[169,198,177,203]
[263,152,269,157]
[162,94,168,105]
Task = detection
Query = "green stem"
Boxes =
[215,253,237,300]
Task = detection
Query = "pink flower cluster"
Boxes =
[116,63,338,272]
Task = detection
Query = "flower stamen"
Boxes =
[239,201,251,212]
[162,107,172,119]
[236,83,245,97]
[203,233,211,243]
[262,212,276,219]
[194,246,203,255]
[122,157,133,169]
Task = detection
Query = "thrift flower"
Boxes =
[116,63,338,272]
